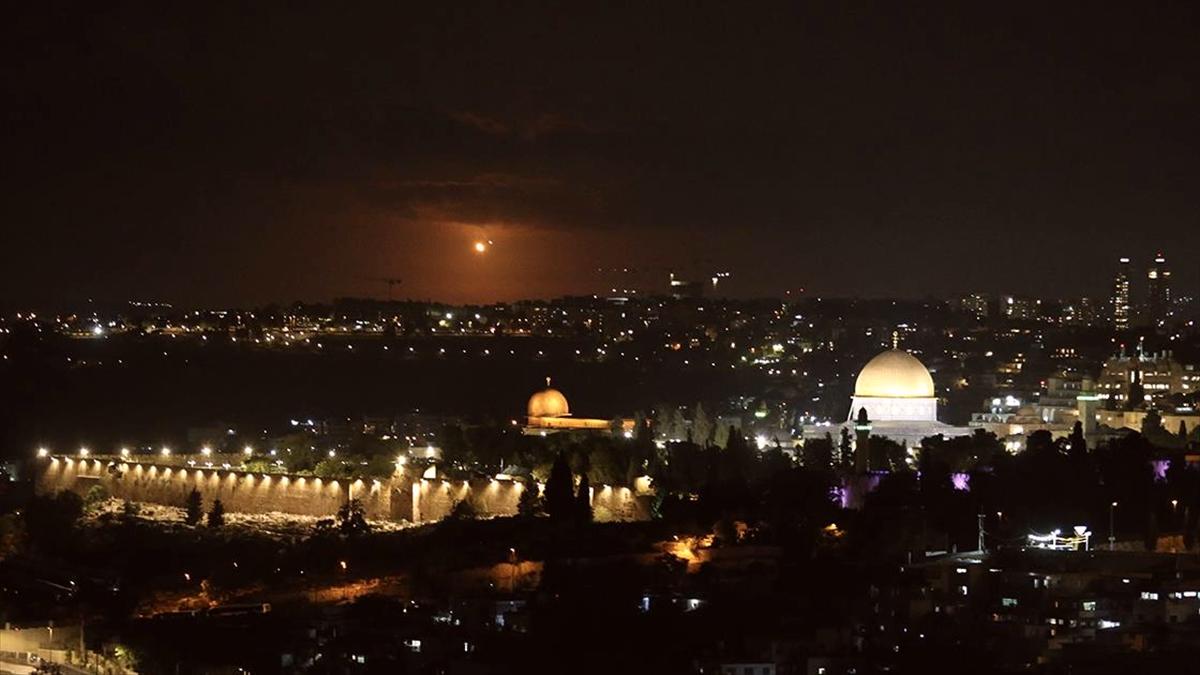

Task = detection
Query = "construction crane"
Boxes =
[365,277,404,301]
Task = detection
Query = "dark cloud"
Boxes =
[2,2,1199,305]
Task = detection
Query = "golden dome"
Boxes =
[528,377,570,418]
[853,349,935,399]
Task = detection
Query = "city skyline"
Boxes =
[4,6,1200,672]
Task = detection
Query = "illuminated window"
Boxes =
[1082,601,1096,611]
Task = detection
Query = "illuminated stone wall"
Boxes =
[410,477,650,522]
[35,457,650,523]
[38,457,352,518]
[409,477,520,522]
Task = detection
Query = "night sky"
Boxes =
[4,3,1198,305]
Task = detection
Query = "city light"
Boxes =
[10,11,1200,671]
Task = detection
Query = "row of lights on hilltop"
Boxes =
[37,445,259,458]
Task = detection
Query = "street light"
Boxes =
[1110,501,1118,551]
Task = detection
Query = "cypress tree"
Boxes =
[545,452,575,520]
[838,428,853,468]
[576,472,593,523]
[184,489,203,526]
[518,478,541,517]
[1068,421,1087,456]
[207,499,225,528]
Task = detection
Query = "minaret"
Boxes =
[1077,377,1099,435]
[854,407,872,473]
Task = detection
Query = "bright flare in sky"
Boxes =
[474,241,488,253]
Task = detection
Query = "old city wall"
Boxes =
[36,457,650,523]
[406,478,651,522]
[36,457,363,518]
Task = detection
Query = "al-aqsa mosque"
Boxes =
[524,377,634,435]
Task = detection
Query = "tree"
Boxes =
[803,435,833,470]
[313,458,352,479]
[545,452,575,520]
[337,499,370,536]
[657,405,686,442]
[838,428,854,468]
[448,498,477,520]
[120,499,141,523]
[1142,409,1164,436]
[517,479,542,517]
[713,422,731,449]
[184,489,203,526]
[1068,421,1087,457]
[691,403,713,446]
[207,499,226,528]
[0,514,26,560]
[23,487,84,552]
[576,472,593,523]
[869,436,906,473]
[1144,509,1159,551]
[1126,375,1145,411]
[84,484,110,512]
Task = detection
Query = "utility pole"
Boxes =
[977,513,986,553]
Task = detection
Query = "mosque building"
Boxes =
[844,345,970,451]
[523,377,635,435]
[799,339,970,467]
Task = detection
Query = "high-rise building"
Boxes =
[1000,295,1041,321]
[956,293,989,320]
[1146,252,1172,325]
[1060,297,1098,326]
[1112,257,1131,330]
